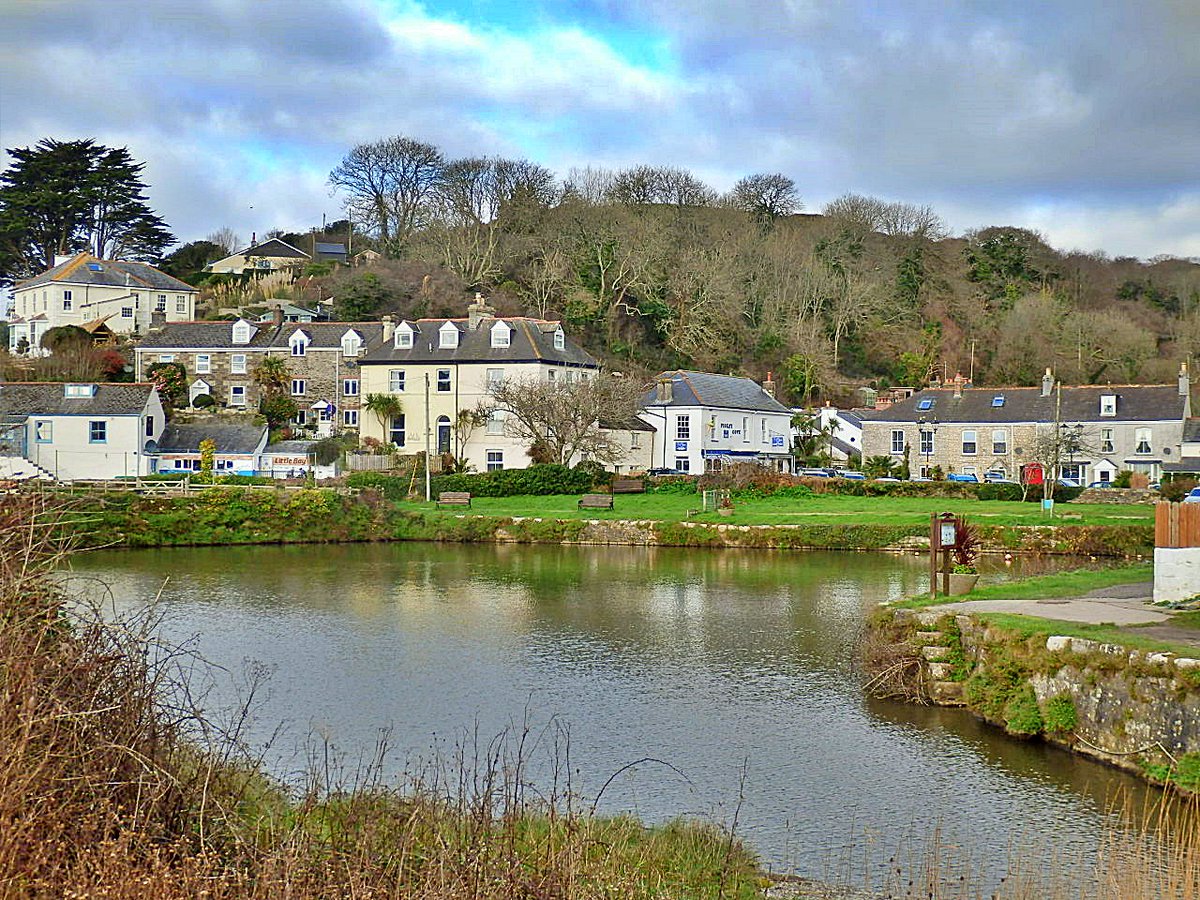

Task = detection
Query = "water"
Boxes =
[71,542,1163,881]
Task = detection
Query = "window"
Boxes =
[145,416,155,437]
[992,395,1005,407]
[291,379,306,396]
[743,416,750,443]
[62,289,72,311]
[89,421,107,444]
[158,354,175,363]
[676,415,690,441]
[176,297,186,314]
[961,466,977,476]
[1101,428,1114,453]
[121,307,133,318]
[1061,463,1082,481]
[232,322,252,345]
[290,333,308,356]
[395,327,413,349]
[196,354,211,374]
[961,430,977,455]
[486,368,503,389]
[891,430,905,454]
[389,370,405,392]
[992,429,1007,454]
[547,368,556,383]
[675,457,690,473]
[156,294,167,312]
[231,354,247,374]
[436,369,451,392]
[761,419,768,442]
[341,332,362,357]
[343,409,359,427]
[389,414,406,447]
[553,328,565,351]
[35,421,52,443]
[486,411,505,435]
[919,429,934,455]
[490,321,510,348]
[319,405,333,422]
[1100,395,1117,417]
[1135,428,1151,454]
[343,379,359,396]
[439,322,459,349]
[917,398,935,411]
[631,431,642,449]
[486,449,504,472]
[294,410,307,426]
[64,383,95,398]
[229,386,246,407]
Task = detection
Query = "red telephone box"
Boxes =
[1021,463,1044,486]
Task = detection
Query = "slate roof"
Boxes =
[158,422,267,454]
[238,238,309,259]
[313,242,346,257]
[16,252,198,293]
[600,415,656,432]
[642,371,792,414]
[263,440,317,454]
[858,385,1188,424]
[1183,419,1200,442]
[0,382,157,417]
[136,321,388,351]
[360,318,598,368]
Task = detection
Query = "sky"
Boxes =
[1,0,1198,260]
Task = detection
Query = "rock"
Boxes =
[921,645,950,661]
[1046,635,1072,652]
[927,662,955,680]
[929,681,966,704]
[913,631,941,644]
[1174,658,1200,671]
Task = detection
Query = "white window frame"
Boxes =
[486,368,503,390]
[395,326,414,349]
[389,370,405,392]
[343,378,359,396]
[490,321,510,348]
[196,354,211,374]
[156,294,167,312]
[232,322,252,345]
[486,449,504,472]
[436,368,451,392]
[992,429,1007,455]
[553,328,565,351]
[486,411,505,435]
[1100,395,1117,417]
[389,414,405,447]
[343,409,359,427]
[1100,428,1114,453]
[1134,427,1151,454]
[229,385,246,407]
[891,429,904,454]
[439,322,459,349]
[919,429,934,456]
[341,331,362,357]
[231,354,247,374]
[291,379,306,397]
[676,415,690,442]
[290,333,308,356]
[675,457,690,473]
[176,297,187,314]
[961,430,977,455]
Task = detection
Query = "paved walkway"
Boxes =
[934,582,1167,626]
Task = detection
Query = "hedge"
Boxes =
[432,464,602,497]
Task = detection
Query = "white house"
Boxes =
[8,253,198,351]
[0,382,165,480]
[793,405,864,465]
[638,371,795,474]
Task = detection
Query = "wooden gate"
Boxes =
[1156,502,1200,548]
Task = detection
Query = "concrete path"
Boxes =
[933,582,1169,626]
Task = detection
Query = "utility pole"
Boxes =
[424,373,432,502]
[969,340,976,383]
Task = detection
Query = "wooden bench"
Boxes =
[436,491,472,508]
[612,478,645,494]
[578,493,614,510]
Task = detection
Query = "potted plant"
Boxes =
[948,518,980,594]
[717,495,734,517]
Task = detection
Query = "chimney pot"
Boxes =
[467,294,495,329]
[1041,367,1055,397]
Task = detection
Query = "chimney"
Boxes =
[382,315,395,343]
[150,310,166,330]
[1041,367,1054,398]
[272,304,284,328]
[1180,361,1190,397]
[250,232,256,247]
[467,292,495,329]
[763,370,776,398]
[953,372,964,399]
[655,377,674,405]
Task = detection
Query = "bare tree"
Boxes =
[823,193,946,240]
[605,165,715,208]
[480,372,644,465]
[329,136,444,249]
[561,166,616,205]
[205,227,242,255]
[728,173,801,223]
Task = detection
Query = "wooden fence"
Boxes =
[1156,501,1200,548]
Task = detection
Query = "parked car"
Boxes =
[835,471,867,480]
[983,472,1012,483]
[799,468,834,477]
[1087,481,1115,488]
[946,473,979,483]
[873,476,901,483]
[909,476,932,482]
[1058,478,1081,488]
[1183,488,1200,503]
[647,468,687,477]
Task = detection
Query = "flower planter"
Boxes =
[717,507,734,517]
[948,573,979,595]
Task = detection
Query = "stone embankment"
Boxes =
[875,607,1200,792]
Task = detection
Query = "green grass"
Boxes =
[411,492,1153,528]
[972,612,1200,657]
[894,563,1154,609]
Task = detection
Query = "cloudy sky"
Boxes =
[2,0,1198,259]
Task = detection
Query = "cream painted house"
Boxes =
[8,253,198,351]
[357,298,604,472]
[0,382,165,480]
[206,238,310,274]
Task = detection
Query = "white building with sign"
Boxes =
[638,371,794,474]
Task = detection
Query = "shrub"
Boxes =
[346,472,409,500]
[1042,695,1078,733]
[1003,683,1044,735]
[432,464,594,497]
[191,392,215,409]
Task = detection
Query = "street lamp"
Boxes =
[1059,423,1084,482]
[918,415,939,475]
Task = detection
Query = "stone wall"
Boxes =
[1076,487,1160,504]
[885,607,1200,790]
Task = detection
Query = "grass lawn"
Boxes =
[972,612,1200,658]
[410,491,1155,528]
[894,563,1154,609]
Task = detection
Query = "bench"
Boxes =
[578,493,614,510]
[436,491,472,508]
[611,478,645,494]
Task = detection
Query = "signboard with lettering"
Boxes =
[675,441,688,451]
[771,435,786,447]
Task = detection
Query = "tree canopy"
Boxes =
[0,138,174,285]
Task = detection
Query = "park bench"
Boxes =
[611,478,645,494]
[436,491,472,508]
[578,493,615,510]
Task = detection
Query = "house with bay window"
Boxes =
[859,367,1191,483]
[638,371,795,474]
[7,252,198,352]
[356,296,601,472]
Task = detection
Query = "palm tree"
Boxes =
[363,393,404,444]
[251,356,289,394]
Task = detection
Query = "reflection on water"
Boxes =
[71,543,1163,881]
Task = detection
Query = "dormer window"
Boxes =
[341,329,362,357]
[395,322,414,349]
[63,383,96,398]
[232,319,253,345]
[553,327,565,351]
[1100,394,1117,417]
[439,321,459,349]
[290,330,310,357]
[490,320,511,349]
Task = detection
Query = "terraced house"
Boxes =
[859,367,1191,483]
[356,297,599,472]
[7,252,198,352]
[133,318,388,434]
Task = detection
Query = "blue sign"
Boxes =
[771,435,786,447]
[675,441,688,451]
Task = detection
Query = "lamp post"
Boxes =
[1059,423,1084,483]
[917,415,938,476]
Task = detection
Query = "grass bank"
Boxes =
[893,564,1155,609]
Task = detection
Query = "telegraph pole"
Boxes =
[424,373,432,502]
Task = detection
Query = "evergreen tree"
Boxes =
[0,138,174,285]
